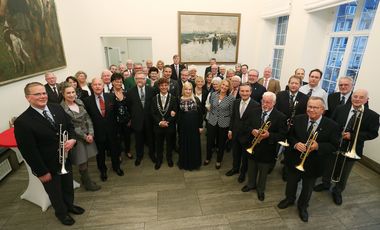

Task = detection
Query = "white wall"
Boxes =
[1,0,379,163]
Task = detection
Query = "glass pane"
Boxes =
[334,2,357,32]
[358,0,380,30]
[272,49,284,80]
[345,36,368,83]
[275,16,289,46]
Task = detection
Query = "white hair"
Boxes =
[231,75,241,82]
[262,91,276,103]
[211,77,222,84]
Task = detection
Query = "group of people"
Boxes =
[14,55,379,225]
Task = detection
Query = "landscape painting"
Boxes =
[0,0,66,86]
[178,11,241,64]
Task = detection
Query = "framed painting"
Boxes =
[178,11,241,64]
[0,0,66,86]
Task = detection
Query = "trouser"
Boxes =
[95,135,121,172]
[155,129,175,163]
[321,153,356,193]
[206,123,228,162]
[247,159,271,193]
[134,124,154,160]
[232,140,248,175]
[285,170,316,210]
[43,172,74,218]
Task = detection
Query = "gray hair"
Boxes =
[262,91,276,103]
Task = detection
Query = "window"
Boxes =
[322,0,379,93]
[272,16,289,80]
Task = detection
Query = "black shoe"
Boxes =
[114,168,124,176]
[100,171,107,181]
[277,199,294,209]
[314,183,330,192]
[215,162,221,169]
[154,162,161,170]
[298,208,309,222]
[168,159,174,167]
[203,160,210,166]
[237,174,245,183]
[68,205,85,215]
[257,192,265,201]
[225,169,239,176]
[241,185,255,192]
[57,214,75,226]
[135,159,141,166]
[332,191,343,205]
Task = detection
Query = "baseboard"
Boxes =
[360,156,380,174]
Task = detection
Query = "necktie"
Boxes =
[98,96,105,117]
[140,87,145,108]
[53,86,58,96]
[307,121,315,135]
[307,89,313,97]
[264,79,269,89]
[240,101,246,118]
[345,110,358,132]
[261,111,267,125]
[42,110,56,127]
[175,65,179,77]
[340,96,345,105]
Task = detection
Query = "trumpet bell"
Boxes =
[295,164,305,172]
[246,147,254,154]
[278,140,289,147]
[343,150,361,160]
[58,168,68,175]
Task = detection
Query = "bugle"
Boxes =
[295,128,319,172]
[331,105,364,182]
[246,121,271,154]
[58,124,69,175]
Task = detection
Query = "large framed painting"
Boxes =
[178,11,241,64]
[0,0,66,86]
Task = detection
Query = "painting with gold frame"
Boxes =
[178,11,241,64]
[0,0,66,86]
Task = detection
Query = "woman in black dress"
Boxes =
[178,82,203,170]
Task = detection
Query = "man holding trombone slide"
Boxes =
[277,96,339,222]
[314,89,379,205]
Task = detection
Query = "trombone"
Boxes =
[295,126,319,172]
[331,105,364,182]
[246,121,271,154]
[58,124,69,175]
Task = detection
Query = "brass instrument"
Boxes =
[58,124,69,175]
[279,100,299,147]
[295,127,319,172]
[331,105,364,182]
[246,121,271,154]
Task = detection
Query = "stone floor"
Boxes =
[1,140,380,230]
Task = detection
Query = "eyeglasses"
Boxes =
[307,106,321,110]
[28,92,47,97]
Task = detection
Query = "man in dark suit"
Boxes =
[126,71,156,166]
[44,72,62,103]
[314,89,379,205]
[325,76,353,117]
[285,68,308,90]
[241,92,287,202]
[277,96,339,222]
[247,69,266,104]
[178,68,195,95]
[275,75,308,180]
[204,58,218,77]
[155,65,180,98]
[83,78,124,181]
[151,78,178,169]
[14,82,84,226]
[258,67,281,94]
[226,83,259,182]
[170,54,185,81]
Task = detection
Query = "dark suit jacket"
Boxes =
[126,86,154,131]
[45,83,62,104]
[154,79,180,99]
[178,80,195,96]
[275,90,308,119]
[326,92,352,117]
[229,99,260,143]
[249,82,267,104]
[14,103,75,177]
[170,63,186,81]
[243,108,287,163]
[331,104,379,157]
[151,93,178,133]
[83,93,118,142]
[285,114,339,177]
[204,66,220,77]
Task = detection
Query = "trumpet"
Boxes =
[295,127,319,172]
[246,121,271,154]
[278,100,298,147]
[58,124,69,175]
[331,105,364,182]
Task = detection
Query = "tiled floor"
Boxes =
[1,139,380,229]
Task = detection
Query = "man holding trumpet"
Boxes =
[14,82,84,226]
[277,96,339,222]
[314,89,379,205]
